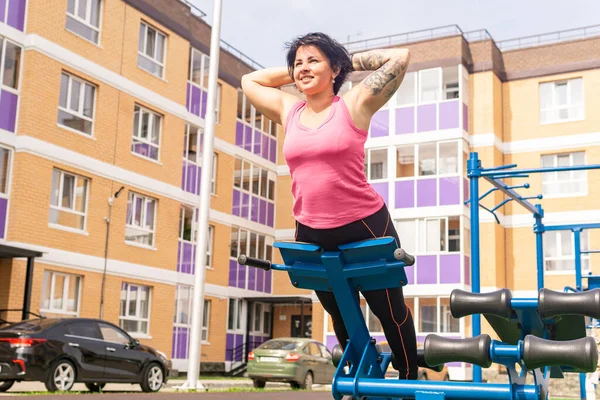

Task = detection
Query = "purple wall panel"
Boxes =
[235,334,244,361]
[7,0,26,31]
[405,264,414,285]
[395,180,414,208]
[253,130,261,155]
[0,198,7,239]
[395,107,414,135]
[171,327,176,358]
[417,255,437,284]
[237,264,246,289]
[187,163,197,194]
[179,327,188,359]
[439,177,460,206]
[261,134,269,159]
[438,100,459,130]
[269,138,277,163]
[185,83,191,113]
[417,179,437,207]
[191,244,197,275]
[267,203,274,227]
[176,241,182,273]
[464,256,470,285]
[265,270,272,293]
[417,104,436,132]
[200,90,208,119]
[228,260,237,287]
[241,193,249,218]
[244,126,252,151]
[248,267,256,291]
[259,199,267,225]
[182,242,193,274]
[190,86,201,116]
[256,268,264,292]
[225,334,234,361]
[180,162,186,190]
[0,90,18,132]
[440,254,461,284]
[250,196,259,222]
[232,189,240,216]
[370,110,388,138]
[463,103,469,132]
[463,178,469,207]
[235,122,244,146]
[370,182,388,205]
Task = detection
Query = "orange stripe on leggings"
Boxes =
[386,288,410,379]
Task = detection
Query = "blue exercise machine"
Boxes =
[237,151,600,399]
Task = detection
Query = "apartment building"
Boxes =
[0,0,598,381]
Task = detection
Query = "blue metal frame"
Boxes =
[466,151,600,386]
[265,239,561,399]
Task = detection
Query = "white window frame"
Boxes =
[395,216,461,255]
[227,298,244,332]
[416,297,460,335]
[66,0,103,45]
[394,140,460,180]
[544,230,591,275]
[40,270,82,317]
[236,91,277,155]
[125,192,157,248]
[539,78,584,124]
[49,169,90,232]
[211,153,217,195]
[418,68,442,104]
[132,105,162,162]
[0,145,12,198]
[58,72,96,137]
[206,225,214,268]
[541,152,587,198]
[365,148,388,182]
[229,227,274,288]
[201,299,211,342]
[0,37,22,94]
[138,22,166,78]
[119,283,152,336]
[233,157,276,203]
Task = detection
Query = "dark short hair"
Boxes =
[285,32,353,95]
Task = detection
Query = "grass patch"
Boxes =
[170,375,250,380]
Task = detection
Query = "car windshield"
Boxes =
[0,319,59,333]
[259,340,302,350]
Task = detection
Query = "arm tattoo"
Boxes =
[362,59,408,98]
[352,50,386,71]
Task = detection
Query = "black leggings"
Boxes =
[295,204,418,380]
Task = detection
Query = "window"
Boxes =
[365,148,387,180]
[540,78,584,124]
[100,323,130,345]
[420,303,437,333]
[179,206,196,243]
[119,283,151,335]
[138,22,166,78]
[230,227,274,262]
[228,298,243,331]
[396,141,460,178]
[183,124,217,194]
[49,169,89,231]
[132,105,161,161]
[58,72,96,136]
[66,321,102,339]
[544,230,590,273]
[211,153,218,194]
[541,152,586,196]
[236,91,277,159]
[440,299,459,333]
[419,69,441,103]
[0,37,21,91]
[206,225,214,267]
[125,192,157,247]
[0,147,11,196]
[41,271,81,316]
[396,216,460,254]
[66,0,102,44]
[396,72,416,106]
[174,286,211,342]
[233,157,276,208]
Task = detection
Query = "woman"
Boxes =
[241,32,416,380]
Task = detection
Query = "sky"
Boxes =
[188,0,600,68]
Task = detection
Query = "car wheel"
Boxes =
[252,379,266,388]
[140,363,164,393]
[85,383,106,392]
[0,381,14,392]
[45,359,76,392]
[300,371,313,390]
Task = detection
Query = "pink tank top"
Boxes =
[283,96,384,229]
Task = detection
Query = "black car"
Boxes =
[0,318,171,393]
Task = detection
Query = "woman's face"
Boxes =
[293,45,337,95]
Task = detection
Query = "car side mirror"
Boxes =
[128,339,140,349]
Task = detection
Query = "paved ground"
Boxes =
[1,391,335,400]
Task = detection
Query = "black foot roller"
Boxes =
[424,334,492,368]
[523,335,598,372]
[450,288,513,319]
[538,288,600,320]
